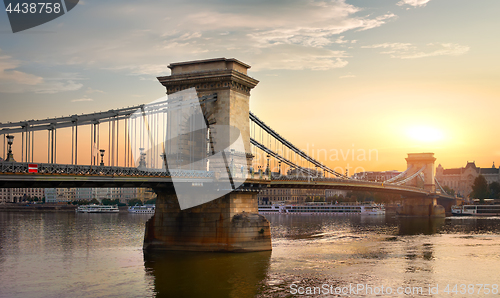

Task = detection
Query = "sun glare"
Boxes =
[407,126,443,142]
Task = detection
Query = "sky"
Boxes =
[0,0,499,174]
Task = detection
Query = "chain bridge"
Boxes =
[0,58,456,252]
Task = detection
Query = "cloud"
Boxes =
[0,51,43,86]
[107,64,172,76]
[0,49,83,94]
[85,87,105,94]
[362,42,470,59]
[397,0,432,7]
[248,44,349,71]
[35,80,83,94]
[10,0,396,73]
[246,14,395,49]
[72,97,94,102]
[339,74,356,79]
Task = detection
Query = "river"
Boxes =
[1,212,500,297]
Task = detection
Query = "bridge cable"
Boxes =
[250,138,317,177]
[393,165,426,185]
[434,177,450,195]
[383,166,412,183]
[249,112,349,179]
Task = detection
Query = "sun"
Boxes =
[407,126,443,142]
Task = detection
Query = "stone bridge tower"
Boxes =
[405,153,436,192]
[398,152,445,217]
[159,58,257,163]
[143,58,271,252]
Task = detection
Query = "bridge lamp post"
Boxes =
[99,149,105,166]
[139,148,146,168]
[5,135,15,162]
[265,154,270,179]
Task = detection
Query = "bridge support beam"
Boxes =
[398,196,445,217]
[143,189,272,252]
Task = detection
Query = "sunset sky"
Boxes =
[0,0,499,174]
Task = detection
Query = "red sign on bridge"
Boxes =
[28,164,38,173]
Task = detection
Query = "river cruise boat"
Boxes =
[76,204,119,213]
[451,204,500,216]
[128,204,155,214]
[258,203,385,215]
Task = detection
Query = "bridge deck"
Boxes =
[0,162,455,200]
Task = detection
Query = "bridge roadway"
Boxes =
[0,162,454,201]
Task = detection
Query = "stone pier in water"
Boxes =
[144,188,271,252]
[143,58,272,252]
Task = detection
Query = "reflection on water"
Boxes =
[0,212,153,298]
[258,215,500,297]
[144,251,271,298]
[392,217,446,235]
[2,212,500,297]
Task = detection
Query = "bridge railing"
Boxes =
[0,162,214,178]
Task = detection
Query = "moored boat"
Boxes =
[452,204,500,216]
[128,204,155,214]
[258,202,385,215]
[76,204,119,213]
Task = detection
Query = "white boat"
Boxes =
[76,204,119,213]
[128,204,155,214]
[258,202,385,215]
[452,204,500,216]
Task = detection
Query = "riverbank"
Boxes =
[0,204,132,212]
[0,203,77,212]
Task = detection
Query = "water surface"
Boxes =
[1,212,500,297]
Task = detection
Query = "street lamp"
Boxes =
[265,154,270,178]
[99,149,105,166]
[139,148,146,168]
[5,135,15,162]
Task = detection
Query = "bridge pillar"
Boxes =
[399,153,445,217]
[144,58,271,252]
[405,153,436,192]
[144,187,271,252]
[397,196,445,217]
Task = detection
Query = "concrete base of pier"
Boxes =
[397,197,445,217]
[143,190,272,252]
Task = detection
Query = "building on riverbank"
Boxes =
[0,188,45,203]
[44,187,155,204]
[435,162,500,197]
